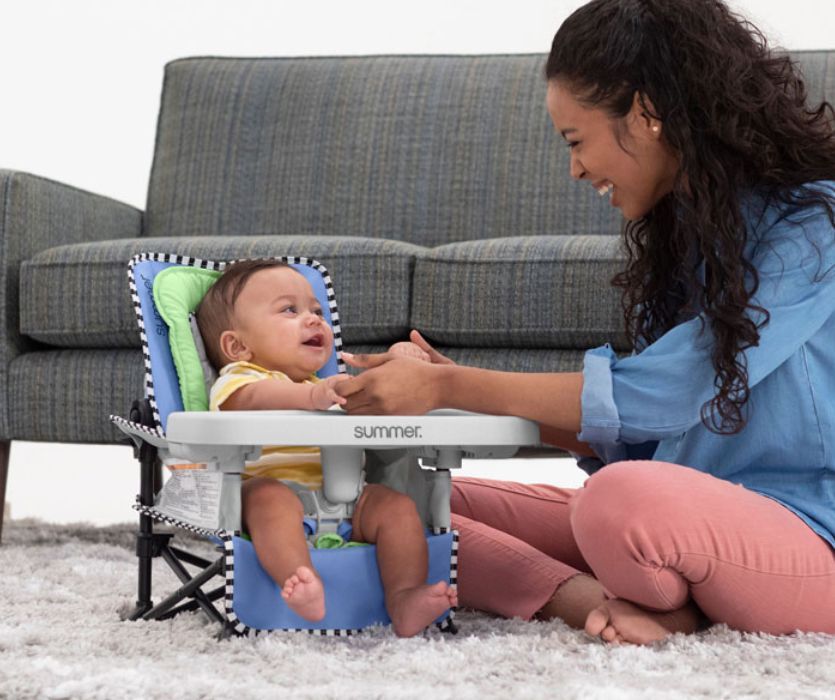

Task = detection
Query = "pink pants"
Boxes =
[450,460,835,634]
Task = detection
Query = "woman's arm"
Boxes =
[539,424,597,457]
[338,353,584,435]
[442,363,584,432]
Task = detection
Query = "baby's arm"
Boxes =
[220,375,349,411]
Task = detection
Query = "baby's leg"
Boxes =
[242,478,324,621]
[351,484,457,637]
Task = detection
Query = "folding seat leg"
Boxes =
[130,433,160,620]
[127,398,166,621]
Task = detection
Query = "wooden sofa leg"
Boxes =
[0,440,10,545]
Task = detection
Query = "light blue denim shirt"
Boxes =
[578,181,835,548]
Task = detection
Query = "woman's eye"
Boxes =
[566,141,579,150]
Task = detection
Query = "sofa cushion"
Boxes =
[146,56,623,246]
[20,236,422,348]
[411,236,630,351]
[8,349,146,443]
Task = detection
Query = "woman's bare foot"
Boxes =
[585,598,704,645]
[537,574,608,629]
[387,581,458,637]
[281,566,326,621]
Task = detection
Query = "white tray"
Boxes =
[165,408,540,449]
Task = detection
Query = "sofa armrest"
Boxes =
[0,170,143,438]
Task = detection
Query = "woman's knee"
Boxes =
[569,461,694,608]
[569,460,706,558]
[571,461,689,525]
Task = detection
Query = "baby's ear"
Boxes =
[219,330,251,363]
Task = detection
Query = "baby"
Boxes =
[196,258,457,636]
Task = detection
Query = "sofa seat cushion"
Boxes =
[411,236,629,351]
[20,236,423,348]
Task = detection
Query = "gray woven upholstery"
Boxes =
[796,51,835,108]
[20,236,422,349]
[345,346,585,374]
[411,236,628,351]
[8,350,145,444]
[146,56,623,246]
[4,50,834,443]
[0,172,141,439]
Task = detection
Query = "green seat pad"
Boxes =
[153,266,221,411]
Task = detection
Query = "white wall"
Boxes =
[2,0,833,209]
[3,0,833,524]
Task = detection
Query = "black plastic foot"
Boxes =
[128,601,154,621]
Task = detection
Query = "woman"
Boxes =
[337,0,835,644]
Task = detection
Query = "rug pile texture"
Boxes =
[1,518,834,699]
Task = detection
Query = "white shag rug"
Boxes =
[2,519,835,700]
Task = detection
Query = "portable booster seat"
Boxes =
[112,252,539,635]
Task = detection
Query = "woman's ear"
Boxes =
[219,330,252,363]
[631,91,663,138]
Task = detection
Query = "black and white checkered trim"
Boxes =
[219,532,361,637]
[115,252,346,440]
[132,500,228,539]
[435,529,459,633]
[278,255,346,375]
[134,502,239,631]
[124,252,211,437]
[109,415,168,446]
[132,513,458,636]
[220,532,249,635]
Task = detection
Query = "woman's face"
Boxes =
[546,79,680,221]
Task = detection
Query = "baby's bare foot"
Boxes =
[281,566,325,621]
[387,581,458,638]
[585,598,702,646]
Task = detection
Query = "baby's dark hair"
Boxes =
[196,259,297,371]
[546,0,835,434]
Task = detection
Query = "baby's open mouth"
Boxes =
[303,334,324,348]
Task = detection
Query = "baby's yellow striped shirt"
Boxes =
[210,361,323,489]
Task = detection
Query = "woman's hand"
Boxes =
[336,353,446,414]
[336,330,453,414]
[408,330,456,365]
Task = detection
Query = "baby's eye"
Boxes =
[281,305,297,314]
[313,308,324,317]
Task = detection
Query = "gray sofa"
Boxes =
[1,51,833,534]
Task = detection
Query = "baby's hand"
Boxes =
[310,375,350,410]
[388,341,431,362]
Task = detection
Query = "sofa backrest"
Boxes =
[145,55,623,245]
[145,51,835,246]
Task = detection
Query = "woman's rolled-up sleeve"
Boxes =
[578,199,835,450]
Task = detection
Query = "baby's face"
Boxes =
[226,266,334,381]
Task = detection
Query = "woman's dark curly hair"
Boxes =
[546,0,835,434]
